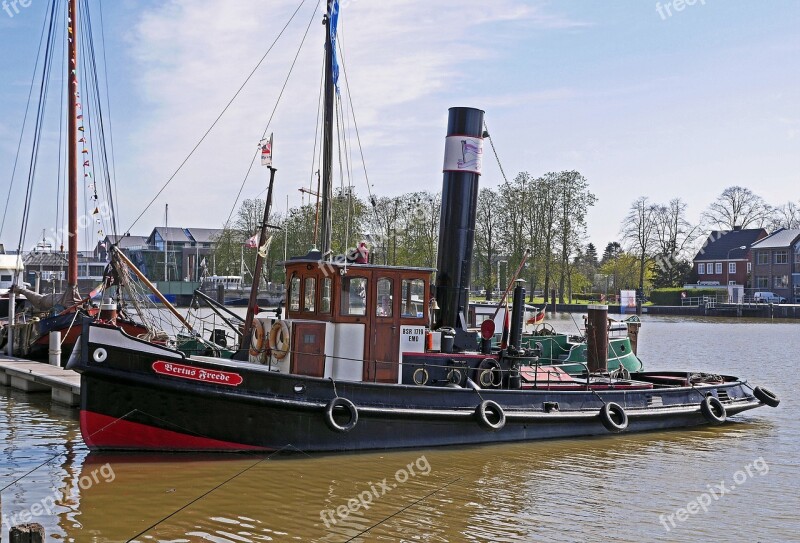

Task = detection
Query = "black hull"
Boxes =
[70,323,767,453]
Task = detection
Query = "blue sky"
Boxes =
[1,0,798,255]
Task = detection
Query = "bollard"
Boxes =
[49,331,62,367]
[10,523,45,543]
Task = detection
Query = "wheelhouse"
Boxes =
[253,259,433,383]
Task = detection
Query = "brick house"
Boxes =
[749,228,800,303]
[692,227,768,287]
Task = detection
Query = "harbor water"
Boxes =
[1,315,798,542]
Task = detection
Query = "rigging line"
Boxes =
[17,0,60,256]
[343,476,463,543]
[336,28,377,224]
[96,0,120,237]
[483,119,509,185]
[125,0,310,234]
[125,444,310,542]
[0,2,52,240]
[223,0,322,229]
[309,51,325,193]
[56,1,66,245]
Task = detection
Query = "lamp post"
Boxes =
[726,245,747,286]
[726,245,747,302]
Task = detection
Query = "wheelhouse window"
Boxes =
[376,277,393,317]
[698,263,705,275]
[304,277,316,312]
[320,277,332,314]
[341,276,367,316]
[401,279,425,318]
[289,275,301,312]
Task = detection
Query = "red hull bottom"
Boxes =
[80,411,270,452]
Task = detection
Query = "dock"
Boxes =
[0,355,80,407]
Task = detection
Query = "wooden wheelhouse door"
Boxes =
[367,276,400,383]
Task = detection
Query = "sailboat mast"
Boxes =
[67,0,78,291]
[320,3,335,259]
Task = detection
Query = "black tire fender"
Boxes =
[700,395,726,425]
[475,400,506,431]
[324,397,358,433]
[753,386,780,408]
[600,402,628,433]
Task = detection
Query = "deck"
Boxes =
[0,354,81,406]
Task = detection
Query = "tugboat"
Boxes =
[68,105,780,452]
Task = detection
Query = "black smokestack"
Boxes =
[434,107,485,331]
[510,280,525,350]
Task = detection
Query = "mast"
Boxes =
[66,0,79,298]
[320,2,336,259]
[237,166,277,359]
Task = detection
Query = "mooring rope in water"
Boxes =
[342,476,463,543]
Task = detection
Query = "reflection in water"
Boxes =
[1,316,799,543]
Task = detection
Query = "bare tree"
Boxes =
[475,188,501,300]
[769,201,800,231]
[621,196,657,291]
[703,186,772,230]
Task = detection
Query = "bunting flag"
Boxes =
[83,160,90,167]
[79,137,85,143]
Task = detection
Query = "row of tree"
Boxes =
[213,179,797,301]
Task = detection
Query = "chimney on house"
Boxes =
[733,225,743,231]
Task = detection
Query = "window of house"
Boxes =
[289,275,301,312]
[376,277,393,317]
[0,275,11,282]
[756,276,769,288]
[401,279,425,318]
[698,263,705,275]
[747,262,752,273]
[320,277,332,314]
[774,275,789,288]
[728,262,736,274]
[341,276,367,316]
[715,263,722,274]
[757,251,769,265]
[303,277,316,312]
[775,251,788,264]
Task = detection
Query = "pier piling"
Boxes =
[9,524,45,543]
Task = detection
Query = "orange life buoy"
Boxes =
[249,323,265,358]
[268,320,291,360]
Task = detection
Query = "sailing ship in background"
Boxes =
[65,1,779,453]
[2,0,150,358]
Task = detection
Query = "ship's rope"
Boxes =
[222,0,322,231]
[126,0,314,234]
[484,119,509,185]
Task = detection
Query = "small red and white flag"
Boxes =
[260,134,273,167]
[245,234,259,248]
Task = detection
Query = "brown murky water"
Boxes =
[1,315,798,542]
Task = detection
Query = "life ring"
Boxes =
[412,367,429,386]
[268,320,291,360]
[700,396,726,425]
[600,402,628,433]
[753,386,780,408]
[475,400,506,431]
[324,397,358,433]
[475,358,502,388]
[248,324,265,357]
